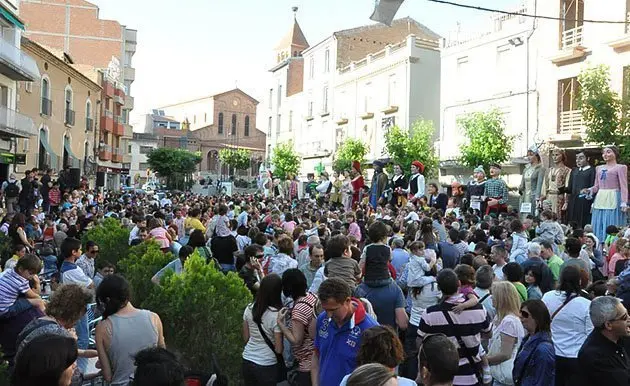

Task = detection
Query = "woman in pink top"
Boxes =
[585,146,628,242]
[346,212,361,242]
[148,218,171,252]
[608,238,629,277]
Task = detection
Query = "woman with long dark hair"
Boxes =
[11,333,77,386]
[417,218,437,252]
[242,274,284,386]
[95,275,165,385]
[512,300,555,386]
[8,213,32,250]
[541,266,593,386]
[277,269,318,386]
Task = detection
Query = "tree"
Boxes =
[333,138,369,173]
[146,148,201,189]
[219,148,252,173]
[383,120,439,178]
[578,64,630,161]
[271,141,301,180]
[458,109,515,170]
[81,217,130,267]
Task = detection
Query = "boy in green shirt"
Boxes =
[541,240,564,281]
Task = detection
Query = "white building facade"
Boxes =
[129,132,158,186]
[440,0,630,187]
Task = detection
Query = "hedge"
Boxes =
[81,217,130,266]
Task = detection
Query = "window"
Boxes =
[560,0,584,49]
[41,78,51,114]
[268,116,272,137]
[218,113,224,134]
[363,82,372,112]
[128,145,132,153]
[278,85,282,108]
[231,114,237,135]
[324,49,330,73]
[204,112,207,122]
[244,115,250,136]
[558,77,581,133]
[124,80,132,95]
[322,86,329,113]
[86,100,91,119]
[308,100,313,117]
[64,87,74,125]
[139,146,153,154]
[139,162,150,170]
[309,58,315,79]
[269,88,273,109]
[124,51,133,67]
[387,75,397,106]
[496,45,512,91]
[25,82,32,93]
[156,121,168,128]
[289,110,293,132]
[276,114,281,136]
[456,57,470,98]
[193,115,196,124]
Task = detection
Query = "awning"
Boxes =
[0,6,25,30]
[64,137,80,168]
[39,132,58,169]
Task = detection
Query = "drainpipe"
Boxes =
[526,0,538,152]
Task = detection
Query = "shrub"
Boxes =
[118,242,173,306]
[82,217,130,267]
[144,253,252,382]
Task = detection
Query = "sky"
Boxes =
[89,0,522,128]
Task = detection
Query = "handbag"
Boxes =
[488,316,520,385]
[255,320,288,383]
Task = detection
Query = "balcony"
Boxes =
[124,66,135,81]
[41,97,52,116]
[100,109,114,133]
[113,94,124,106]
[0,38,41,82]
[112,147,123,163]
[562,26,584,50]
[113,116,124,136]
[102,80,115,97]
[558,110,585,136]
[86,117,93,132]
[0,105,37,138]
[99,144,112,161]
[64,108,75,126]
[125,95,134,109]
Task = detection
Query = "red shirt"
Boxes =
[48,188,61,205]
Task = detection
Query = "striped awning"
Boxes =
[39,131,58,169]
[63,137,80,168]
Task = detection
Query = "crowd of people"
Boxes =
[0,146,629,386]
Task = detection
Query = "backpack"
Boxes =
[5,181,19,198]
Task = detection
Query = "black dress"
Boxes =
[465,180,486,214]
[565,166,596,228]
[390,174,408,207]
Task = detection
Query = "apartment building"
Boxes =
[263,16,441,177]
[17,37,101,175]
[20,0,137,187]
[129,132,158,186]
[439,3,537,186]
[0,0,40,180]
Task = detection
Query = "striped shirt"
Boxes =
[0,269,30,315]
[418,294,491,386]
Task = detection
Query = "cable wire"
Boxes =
[427,0,629,24]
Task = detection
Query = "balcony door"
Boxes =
[558,77,582,134]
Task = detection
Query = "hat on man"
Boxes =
[373,160,385,168]
[489,163,502,170]
[411,161,424,173]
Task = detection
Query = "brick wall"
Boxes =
[287,59,304,97]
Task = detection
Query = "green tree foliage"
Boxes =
[383,120,439,178]
[146,148,202,189]
[219,148,252,171]
[578,64,630,161]
[458,109,515,170]
[144,253,252,383]
[118,242,173,305]
[333,138,369,173]
[81,218,130,267]
[271,141,301,180]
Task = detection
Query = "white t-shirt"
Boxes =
[242,304,281,366]
[340,374,417,386]
[542,291,593,358]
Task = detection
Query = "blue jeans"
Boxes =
[75,312,89,373]
[0,298,33,319]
